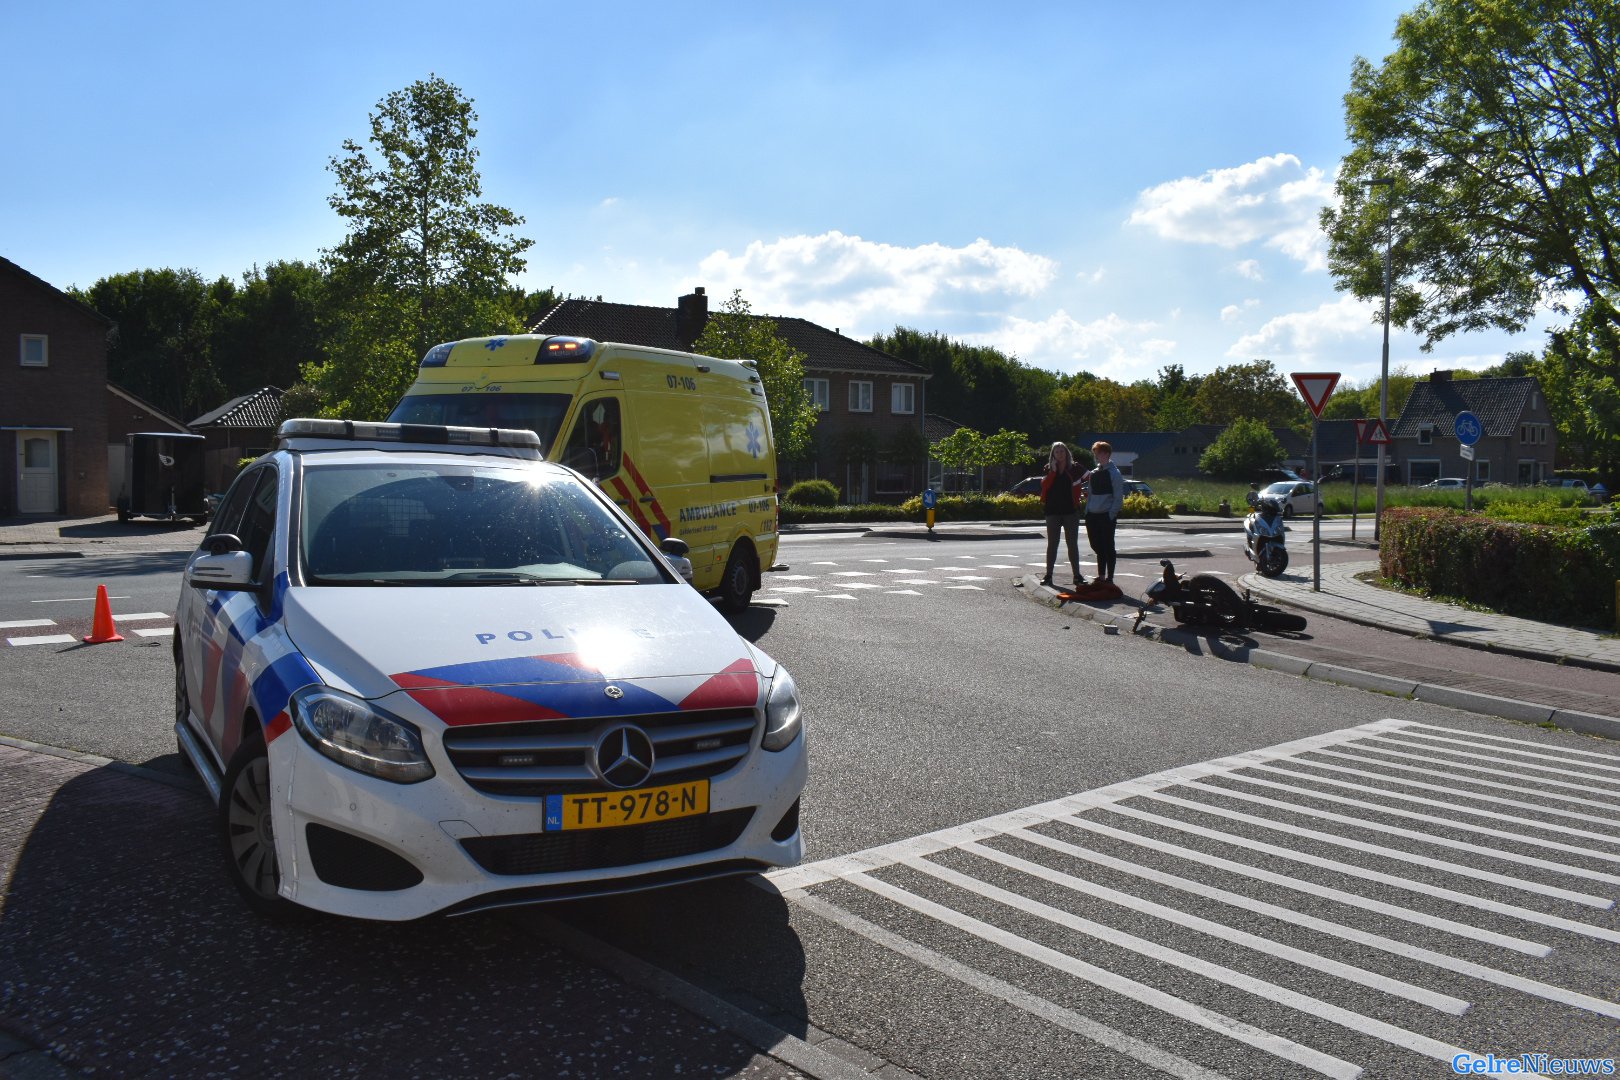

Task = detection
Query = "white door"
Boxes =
[17,432,59,513]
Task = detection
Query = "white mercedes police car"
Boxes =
[174,419,806,920]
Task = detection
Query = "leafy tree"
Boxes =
[1193,360,1304,427]
[209,261,327,394]
[692,290,819,464]
[1321,0,1620,349]
[869,327,1061,440]
[1543,309,1620,474]
[1151,364,1205,430]
[1318,366,1422,422]
[310,75,533,419]
[76,268,225,420]
[1198,417,1287,479]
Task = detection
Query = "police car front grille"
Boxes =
[441,707,758,796]
[459,808,756,875]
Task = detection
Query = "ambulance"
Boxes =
[387,335,777,611]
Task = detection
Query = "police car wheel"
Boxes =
[718,546,755,613]
[173,650,195,770]
[219,735,299,919]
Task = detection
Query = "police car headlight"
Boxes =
[762,667,802,752]
[291,687,434,784]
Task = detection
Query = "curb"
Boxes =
[1018,576,1620,741]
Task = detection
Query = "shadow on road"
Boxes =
[1,755,809,1077]
[20,552,192,579]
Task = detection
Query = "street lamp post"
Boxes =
[1365,177,1395,543]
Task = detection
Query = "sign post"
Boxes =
[922,487,937,532]
[1455,411,1482,511]
[1291,373,1340,592]
[1352,419,1368,541]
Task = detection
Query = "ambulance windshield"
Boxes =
[386,393,572,456]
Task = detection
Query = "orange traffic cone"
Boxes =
[83,584,124,644]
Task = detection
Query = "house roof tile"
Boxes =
[1391,376,1537,438]
[189,386,285,430]
[532,298,928,378]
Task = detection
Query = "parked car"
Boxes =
[1007,476,1043,497]
[1258,480,1318,517]
[1421,477,1469,491]
[1124,480,1154,498]
[1256,466,1306,484]
[175,418,807,920]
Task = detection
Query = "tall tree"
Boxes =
[209,260,328,394]
[1193,360,1304,427]
[692,290,820,464]
[310,75,533,419]
[1321,0,1620,348]
[75,268,225,421]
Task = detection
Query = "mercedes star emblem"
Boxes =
[593,724,655,789]
[604,685,625,700]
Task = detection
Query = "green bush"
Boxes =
[1123,493,1171,519]
[779,503,909,524]
[784,479,839,507]
[1379,507,1619,628]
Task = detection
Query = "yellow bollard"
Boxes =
[927,507,935,531]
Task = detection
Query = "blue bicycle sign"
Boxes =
[1454,411,1482,446]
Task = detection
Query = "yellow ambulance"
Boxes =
[386,335,777,611]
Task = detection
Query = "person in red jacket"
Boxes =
[1038,441,1086,589]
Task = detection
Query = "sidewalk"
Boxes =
[0,514,204,559]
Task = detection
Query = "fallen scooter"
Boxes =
[1145,560,1307,633]
[1243,495,1289,577]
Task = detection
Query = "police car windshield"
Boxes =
[385,393,572,455]
[300,462,666,586]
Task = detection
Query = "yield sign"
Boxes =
[1363,418,1392,445]
[1291,372,1340,418]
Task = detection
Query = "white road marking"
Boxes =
[1359,733,1620,788]
[1175,779,1620,887]
[885,590,923,596]
[1400,720,1620,764]
[7,634,77,646]
[133,627,175,638]
[767,587,819,594]
[773,574,819,581]
[829,571,875,577]
[31,595,131,603]
[795,893,1235,1080]
[848,873,1363,1080]
[111,612,169,622]
[814,594,856,601]
[1317,748,1620,811]
[840,583,883,590]
[0,619,54,629]
[945,585,984,591]
[1386,728,1620,776]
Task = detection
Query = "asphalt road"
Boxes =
[2,533,1617,1079]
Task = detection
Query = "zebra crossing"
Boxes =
[1,610,173,645]
[766,718,1620,1079]
[766,553,1106,602]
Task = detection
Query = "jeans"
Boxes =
[1085,512,1118,579]
[1044,513,1080,580]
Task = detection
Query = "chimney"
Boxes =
[1431,369,1452,382]
[675,287,708,350]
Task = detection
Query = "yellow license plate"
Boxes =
[546,780,709,831]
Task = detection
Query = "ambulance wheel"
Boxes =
[718,545,756,613]
[219,733,299,919]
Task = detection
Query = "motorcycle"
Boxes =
[1145,560,1307,633]
[1243,495,1290,578]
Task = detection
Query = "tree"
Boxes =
[209,261,328,394]
[1198,417,1287,479]
[1543,308,1620,473]
[1193,360,1304,427]
[1321,0,1620,349]
[310,75,533,419]
[691,290,819,464]
[76,268,224,421]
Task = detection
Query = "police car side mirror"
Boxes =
[659,537,694,583]
[188,548,256,590]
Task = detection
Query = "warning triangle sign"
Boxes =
[1363,418,1392,445]
[1291,372,1340,418]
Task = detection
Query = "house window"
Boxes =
[1475,460,1490,482]
[804,378,830,413]
[1408,459,1441,484]
[891,382,915,415]
[19,335,47,367]
[1418,424,1434,445]
[849,380,873,413]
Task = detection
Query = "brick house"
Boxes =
[0,257,113,516]
[1389,371,1556,485]
[533,288,931,503]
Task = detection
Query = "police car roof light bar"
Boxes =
[276,418,542,451]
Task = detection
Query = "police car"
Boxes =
[174,419,806,920]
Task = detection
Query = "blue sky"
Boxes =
[3,1,1559,391]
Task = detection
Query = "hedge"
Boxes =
[1379,506,1620,628]
[780,492,1172,525]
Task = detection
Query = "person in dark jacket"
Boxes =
[1082,440,1126,582]
[1038,441,1085,588]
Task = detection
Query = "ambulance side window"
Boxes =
[562,398,621,479]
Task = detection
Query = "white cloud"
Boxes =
[1129,153,1335,270]
[1220,299,1260,323]
[1227,294,1378,361]
[1078,265,1106,284]
[1233,259,1263,281]
[959,309,1175,377]
[696,231,1058,335]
